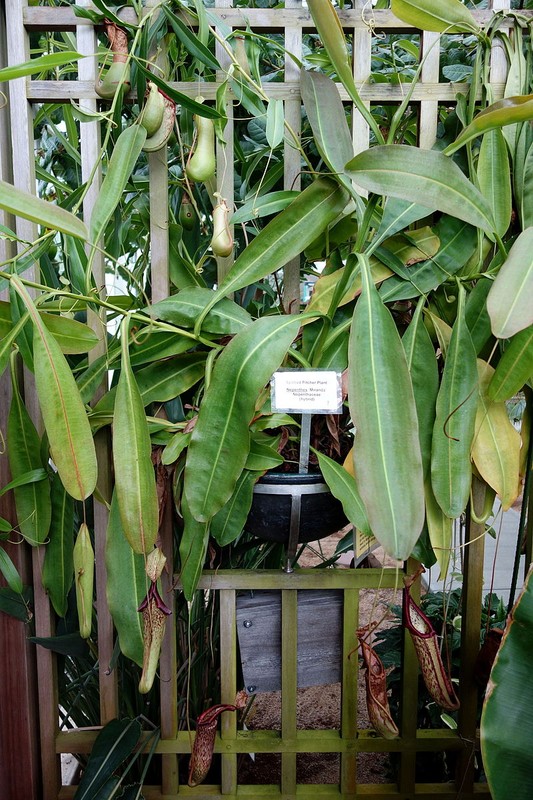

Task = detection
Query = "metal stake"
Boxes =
[284,413,312,573]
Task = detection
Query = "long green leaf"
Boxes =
[346,145,494,235]
[316,452,371,536]
[231,191,299,225]
[348,254,425,560]
[195,178,348,330]
[477,129,512,238]
[266,98,285,149]
[300,69,355,196]
[0,586,32,622]
[93,353,206,415]
[307,0,382,144]
[7,355,51,545]
[445,95,533,156]
[0,179,87,239]
[0,313,29,379]
[89,125,146,246]
[112,317,159,555]
[487,228,533,338]
[481,565,533,800]
[148,287,252,334]
[38,312,100,354]
[391,0,479,33]
[73,718,141,800]
[488,325,533,402]
[162,5,220,71]
[0,468,48,498]
[0,548,23,594]
[210,471,257,546]
[431,287,478,518]
[184,315,302,522]
[402,299,439,478]
[105,492,146,666]
[42,474,74,618]
[12,277,97,501]
[0,51,83,81]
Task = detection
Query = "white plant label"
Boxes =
[271,370,342,414]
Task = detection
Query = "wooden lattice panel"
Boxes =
[0,1,515,798]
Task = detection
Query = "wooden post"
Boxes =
[1,4,51,798]
[0,385,42,800]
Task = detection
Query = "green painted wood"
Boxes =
[220,589,238,795]
[341,589,358,794]
[398,559,420,795]
[57,782,493,800]
[281,589,298,796]
[56,726,472,755]
[175,569,400,591]
[457,478,486,793]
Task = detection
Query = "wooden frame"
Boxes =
[0,1,519,797]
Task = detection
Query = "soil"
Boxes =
[237,530,401,785]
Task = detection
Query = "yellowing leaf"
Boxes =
[384,226,440,266]
[306,260,392,316]
[472,360,521,511]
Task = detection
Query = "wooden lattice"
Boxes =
[0,1,517,798]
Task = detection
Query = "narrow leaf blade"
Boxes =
[184,315,302,522]
[348,255,425,559]
[431,288,478,518]
[112,318,159,554]
[0,179,87,240]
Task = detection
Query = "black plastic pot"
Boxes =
[246,472,347,544]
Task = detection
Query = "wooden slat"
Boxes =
[0,370,42,797]
[352,0,371,156]
[398,559,419,796]
[489,0,511,88]
[419,31,440,149]
[58,782,492,800]
[340,588,359,794]
[281,589,297,795]
[457,480,486,793]
[23,5,520,32]
[56,725,476,755]
[159,499,179,795]
[27,79,501,104]
[283,0,303,314]
[75,0,118,730]
[180,568,400,591]
[145,8,179,789]
[220,589,238,794]
[215,0,235,286]
[5,2,60,797]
